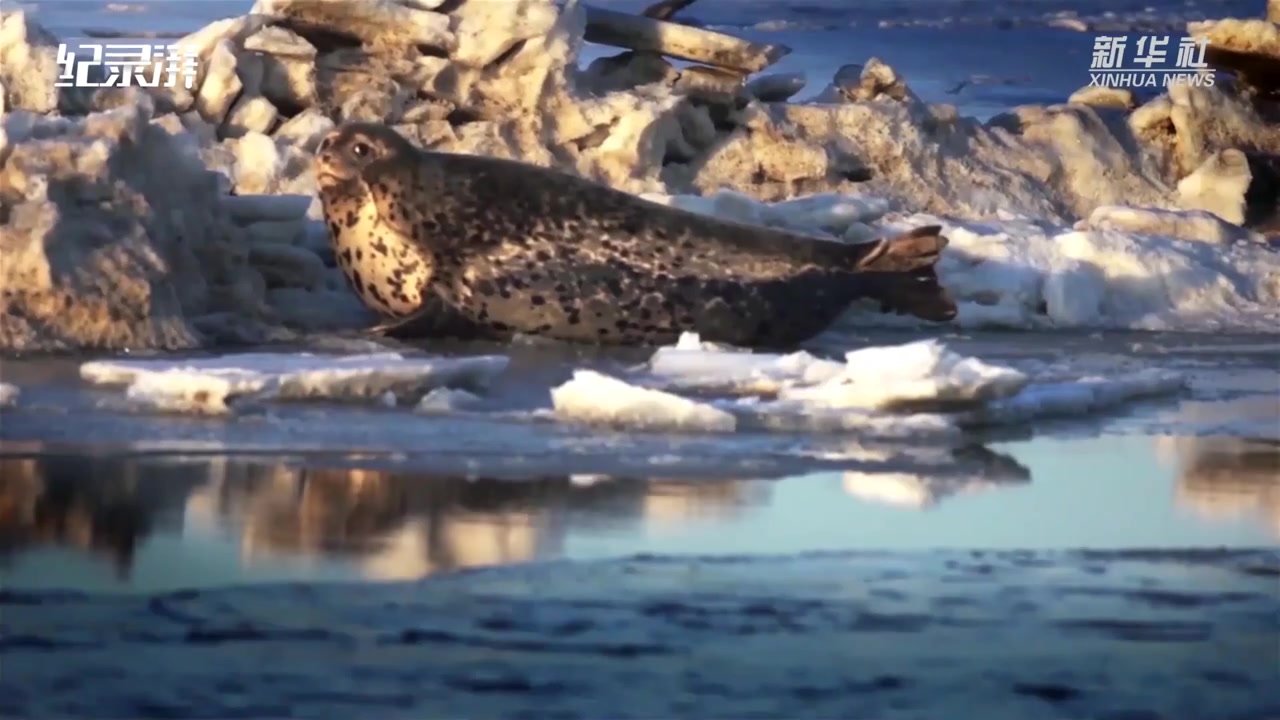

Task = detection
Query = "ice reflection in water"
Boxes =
[0,454,778,586]
[0,444,1022,587]
[1160,437,1280,539]
[0,435,1275,592]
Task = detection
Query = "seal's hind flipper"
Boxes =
[873,267,958,323]
[848,225,957,323]
[854,225,947,273]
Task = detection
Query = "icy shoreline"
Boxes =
[1,1,1278,352]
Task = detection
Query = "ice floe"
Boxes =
[0,382,19,408]
[775,342,1028,412]
[547,333,1187,437]
[550,370,738,433]
[80,352,509,415]
[415,387,485,414]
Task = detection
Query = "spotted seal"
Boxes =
[315,122,957,348]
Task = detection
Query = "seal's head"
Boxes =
[314,123,417,194]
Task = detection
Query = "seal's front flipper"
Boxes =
[853,225,947,273]
[367,296,505,341]
[368,309,438,338]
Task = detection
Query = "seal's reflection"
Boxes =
[0,455,769,580]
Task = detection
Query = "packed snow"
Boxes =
[80,352,510,414]
[547,333,1187,436]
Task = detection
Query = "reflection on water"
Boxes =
[0,436,1275,593]
[0,455,775,589]
[1159,436,1280,539]
[841,445,1030,509]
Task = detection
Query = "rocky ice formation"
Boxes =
[0,1,1277,351]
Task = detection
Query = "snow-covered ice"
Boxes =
[960,371,1189,427]
[642,190,889,242]
[1081,206,1265,247]
[551,369,738,433]
[648,333,1030,413]
[646,332,846,395]
[80,352,510,414]
[907,216,1280,333]
[546,333,1186,437]
[776,341,1028,411]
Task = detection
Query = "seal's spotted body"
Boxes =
[315,123,957,348]
[319,170,431,318]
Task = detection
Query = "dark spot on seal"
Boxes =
[531,295,546,306]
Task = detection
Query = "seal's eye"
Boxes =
[351,141,371,158]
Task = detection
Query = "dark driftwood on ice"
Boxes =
[582,5,790,73]
[642,0,699,21]
[674,64,745,103]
